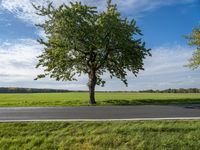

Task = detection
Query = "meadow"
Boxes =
[0,120,200,150]
[0,92,200,107]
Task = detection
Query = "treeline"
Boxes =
[0,87,69,93]
[0,87,200,93]
[97,88,200,93]
[139,88,200,93]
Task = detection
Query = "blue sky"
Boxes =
[0,0,200,90]
[138,1,200,47]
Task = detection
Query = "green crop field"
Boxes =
[0,120,200,150]
[0,92,200,107]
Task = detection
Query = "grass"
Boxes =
[0,92,200,107]
[0,120,200,150]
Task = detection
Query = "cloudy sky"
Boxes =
[0,0,200,91]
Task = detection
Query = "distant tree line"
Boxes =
[0,87,200,93]
[139,88,200,93]
[97,88,200,93]
[0,87,69,93]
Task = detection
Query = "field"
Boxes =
[1,93,200,149]
[0,120,200,150]
[0,92,200,107]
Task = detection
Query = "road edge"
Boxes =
[1,117,200,122]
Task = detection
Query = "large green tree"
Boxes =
[34,0,151,104]
[187,25,200,69]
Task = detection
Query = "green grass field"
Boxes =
[1,94,200,149]
[0,92,200,107]
[0,120,200,150]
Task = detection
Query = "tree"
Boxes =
[34,0,151,104]
[187,24,200,69]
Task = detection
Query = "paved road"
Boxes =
[0,104,200,122]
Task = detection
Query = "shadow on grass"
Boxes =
[115,127,197,133]
[100,99,200,106]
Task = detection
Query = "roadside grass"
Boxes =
[0,120,200,150]
[0,92,200,107]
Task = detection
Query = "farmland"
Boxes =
[0,92,200,107]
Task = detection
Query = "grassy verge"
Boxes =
[0,120,200,150]
[0,92,200,107]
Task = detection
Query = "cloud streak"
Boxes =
[0,0,196,24]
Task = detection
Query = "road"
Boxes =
[0,104,200,122]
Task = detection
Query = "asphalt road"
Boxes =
[0,104,200,122]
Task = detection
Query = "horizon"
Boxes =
[0,0,200,90]
[1,87,200,92]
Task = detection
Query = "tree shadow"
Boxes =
[101,99,200,106]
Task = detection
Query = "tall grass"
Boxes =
[0,120,200,149]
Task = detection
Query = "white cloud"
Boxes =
[0,39,88,89]
[117,0,196,16]
[140,45,194,76]
[98,45,200,91]
[0,0,196,24]
[123,45,200,91]
[0,39,42,79]
[0,39,199,90]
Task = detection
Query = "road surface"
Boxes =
[0,104,200,122]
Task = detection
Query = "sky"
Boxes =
[0,0,200,91]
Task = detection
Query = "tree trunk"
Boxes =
[88,68,97,104]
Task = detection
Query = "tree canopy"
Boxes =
[34,0,151,104]
[187,25,200,69]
